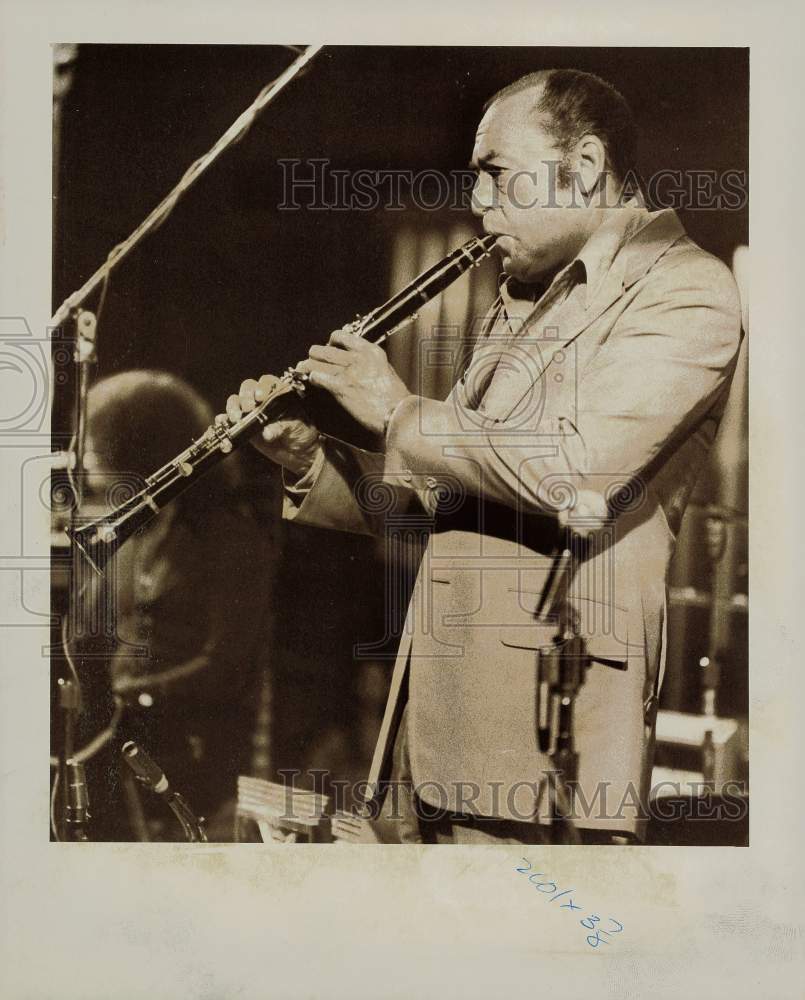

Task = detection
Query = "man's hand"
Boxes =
[296,328,411,436]
[557,489,610,539]
[222,374,322,478]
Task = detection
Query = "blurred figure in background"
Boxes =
[66,370,269,841]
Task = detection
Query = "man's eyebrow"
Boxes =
[469,150,506,171]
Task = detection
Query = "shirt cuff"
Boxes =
[383,395,415,444]
[282,444,326,498]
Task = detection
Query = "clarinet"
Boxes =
[69,234,496,574]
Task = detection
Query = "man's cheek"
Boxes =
[507,171,540,211]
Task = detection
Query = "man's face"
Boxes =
[470,92,593,282]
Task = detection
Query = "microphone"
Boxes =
[121,740,171,796]
[65,758,91,840]
[120,741,208,842]
[536,645,560,753]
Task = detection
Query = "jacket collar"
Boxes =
[618,208,686,288]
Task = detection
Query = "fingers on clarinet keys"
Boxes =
[329,323,359,343]
[232,375,320,472]
[223,375,274,424]
[225,374,279,423]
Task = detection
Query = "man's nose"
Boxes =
[470,173,495,218]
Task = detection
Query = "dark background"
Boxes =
[53,46,748,405]
[53,46,749,798]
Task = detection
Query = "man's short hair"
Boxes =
[485,69,638,185]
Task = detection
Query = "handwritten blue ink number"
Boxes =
[514,860,623,949]
[583,916,625,948]
[586,930,609,948]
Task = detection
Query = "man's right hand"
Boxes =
[223,374,322,478]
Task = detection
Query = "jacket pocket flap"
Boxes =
[499,597,633,666]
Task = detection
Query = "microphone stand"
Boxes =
[64,759,91,842]
[535,544,591,845]
[548,625,589,817]
[535,495,611,842]
[165,793,208,844]
[55,678,80,841]
[56,310,97,840]
[51,42,323,840]
[72,310,97,483]
[121,741,207,843]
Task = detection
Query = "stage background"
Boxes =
[52,45,748,812]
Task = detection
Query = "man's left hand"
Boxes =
[297,329,411,436]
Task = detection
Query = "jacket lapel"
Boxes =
[482,209,686,423]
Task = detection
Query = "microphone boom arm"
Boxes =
[51,45,324,328]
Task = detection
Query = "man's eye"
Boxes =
[473,167,506,193]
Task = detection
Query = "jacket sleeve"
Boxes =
[382,252,743,514]
[282,437,420,536]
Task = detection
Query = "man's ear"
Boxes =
[575,133,608,196]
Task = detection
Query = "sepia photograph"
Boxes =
[1,4,803,997]
[49,44,748,848]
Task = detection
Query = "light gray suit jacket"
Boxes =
[285,208,742,837]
